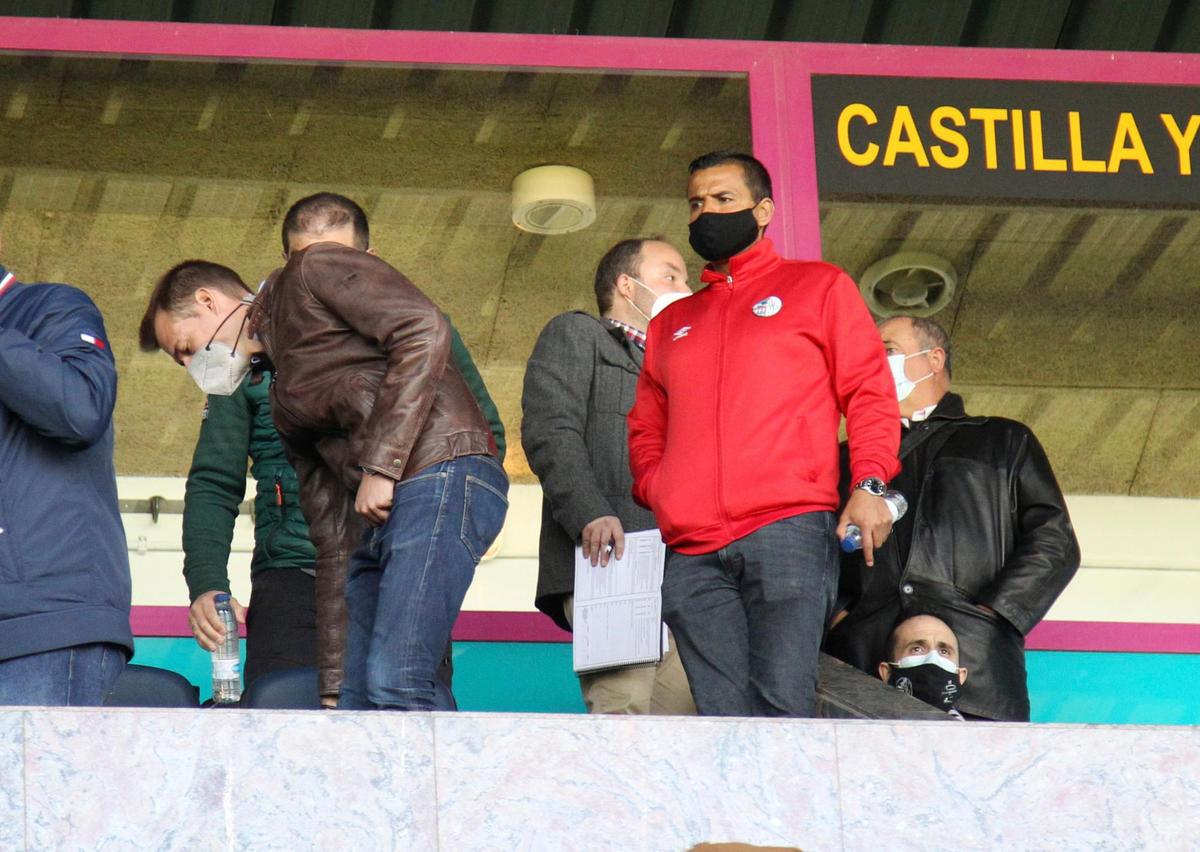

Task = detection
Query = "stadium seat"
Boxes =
[104,664,200,708]
[239,667,322,709]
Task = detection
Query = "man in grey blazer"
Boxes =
[522,237,695,715]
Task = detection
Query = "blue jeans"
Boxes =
[661,512,838,717]
[338,455,508,711]
[0,643,126,706]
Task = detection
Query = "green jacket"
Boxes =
[181,366,313,601]
[451,321,506,463]
[181,324,505,601]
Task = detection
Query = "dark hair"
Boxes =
[688,150,773,203]
[281,192,370,255]
[138,260,250,352]
[593,237,662,315]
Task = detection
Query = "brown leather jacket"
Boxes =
[253,243,495,696]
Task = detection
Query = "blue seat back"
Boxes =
[240,667,321,709]
[104,664,200,708]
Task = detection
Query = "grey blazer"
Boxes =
[521,311,658,631]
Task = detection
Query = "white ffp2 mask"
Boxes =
[187,301,253,396]
[625,277,691,323]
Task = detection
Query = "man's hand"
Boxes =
[837,489,894,568]
[189,590,246,651]
[356,470,395,526]
[581,515,625,567]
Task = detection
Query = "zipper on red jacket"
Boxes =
[714,274,734,538]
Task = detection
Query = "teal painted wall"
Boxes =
[130,639,1198,724]
[448,642,586,713]
[130,639,238,704]
[1027,650,1200,725]
[130,638,587,711]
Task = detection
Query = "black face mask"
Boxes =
[688,207,761,262]
[888,662,962,710]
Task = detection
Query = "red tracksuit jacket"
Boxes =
[628,238,901,554]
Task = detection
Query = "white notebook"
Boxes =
[572,528,667,674]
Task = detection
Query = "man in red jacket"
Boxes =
[627,151,901,716]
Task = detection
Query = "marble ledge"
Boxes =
[19,708,437,852]
[434,712,840,851]
[0,712,23,852]
[835,719,1200,852]
[0,709,1196,852]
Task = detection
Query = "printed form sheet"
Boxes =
[572,529,667,674]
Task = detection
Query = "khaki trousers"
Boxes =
[564,596,697,716]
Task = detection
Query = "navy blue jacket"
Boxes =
[0,265,132,661]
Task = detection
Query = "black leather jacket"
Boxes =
[825,393,1080,720]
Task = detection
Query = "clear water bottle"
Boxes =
[211,593,242,704]
[842,489,909,553]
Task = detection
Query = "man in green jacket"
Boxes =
[181,359,317,687]
[143,252,504,695]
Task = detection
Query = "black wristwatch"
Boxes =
[853,476,887,497]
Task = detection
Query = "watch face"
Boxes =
[857,477,886,496]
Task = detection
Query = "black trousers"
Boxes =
[243,567,455,704]
[244,568,317,688]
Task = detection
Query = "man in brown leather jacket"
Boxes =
[274,193,502,706]
[254,199,509,711]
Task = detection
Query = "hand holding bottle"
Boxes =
[841,489,908,556]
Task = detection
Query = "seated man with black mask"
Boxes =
[878,613,969,718]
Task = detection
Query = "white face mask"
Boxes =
[888,349,932,402]
[187,302,252,396]
[650,290,691,319]
[893,649,959,675]
[624,276,691,323]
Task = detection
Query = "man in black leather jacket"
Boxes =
[825,316,1080,721]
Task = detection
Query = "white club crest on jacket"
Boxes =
[752,296,782,317]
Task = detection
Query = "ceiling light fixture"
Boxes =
[511,165,596,234]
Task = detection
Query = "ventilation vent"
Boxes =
[860,251,956,317]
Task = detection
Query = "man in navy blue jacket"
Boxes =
[0,256,132,705]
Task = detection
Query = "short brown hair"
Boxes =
[138,260,251,352]
[593,237,664,315]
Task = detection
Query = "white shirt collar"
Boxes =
[901,403,938,428]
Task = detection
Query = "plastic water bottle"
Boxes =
[211,593,242,704]
[842,489,908,553]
